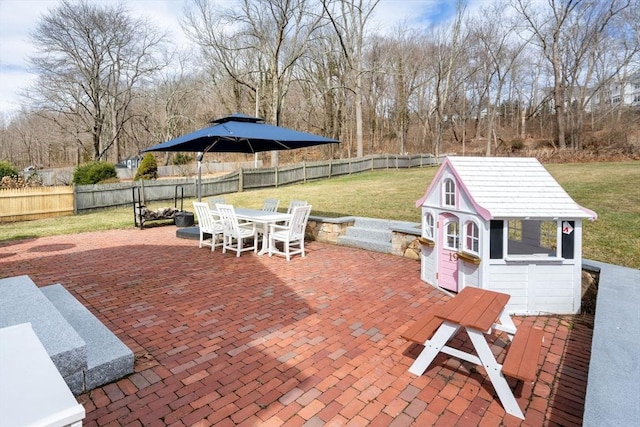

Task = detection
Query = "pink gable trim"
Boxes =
[580,206,598,220]
[415,158,451,208]
[415,157,493,221]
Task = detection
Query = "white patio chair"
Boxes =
[206,197,226,210]
[262,198,280,212]
[192,202,223,251]
[268,205,312,261]
[286,200,308,215]
[283,200,308,225]
[216,203,258,257]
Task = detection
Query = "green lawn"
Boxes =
[1,161,638,268]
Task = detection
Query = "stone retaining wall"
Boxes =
[307,215,422,260]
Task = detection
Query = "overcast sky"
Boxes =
[0,0,466,117]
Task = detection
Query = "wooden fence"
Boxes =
[0,186,74,222]
[3,154,442,220]
[75,154,441,212]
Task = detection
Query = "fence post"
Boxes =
[303,161,306,184]
[275,167,279,188]
[239,168,244,192]
[73,184,78,214]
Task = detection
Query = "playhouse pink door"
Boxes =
[438,215,459,292]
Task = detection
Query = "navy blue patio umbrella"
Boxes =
[142,113,340,200]
[143,113,340,154]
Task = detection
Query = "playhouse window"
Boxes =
[445,221,459,250]
[464,221,479,253]
[423,212,435,239]
[443,178,456,207]
[507,219,558,256]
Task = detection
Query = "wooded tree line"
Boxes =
[1,0,638,171]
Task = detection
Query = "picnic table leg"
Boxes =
[467,329,525,420]
[493,309,518,340]
[408,322,460,376]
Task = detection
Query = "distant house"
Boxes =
[415,156,597,314]
[116,155,141,170]
[607,71,640,107]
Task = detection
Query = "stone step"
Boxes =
[351,217,395,231]
[41,284,134,392]
[343,226,391,242]
[337,217,417,254]
[0,276,87,393]
[337,235,393,254]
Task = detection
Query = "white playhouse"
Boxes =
[416,156,597,314]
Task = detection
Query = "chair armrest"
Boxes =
[269,223,289,233]
[238,222,256,232]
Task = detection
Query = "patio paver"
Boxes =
[0,226,593,426]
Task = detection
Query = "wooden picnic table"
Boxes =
[402,287,543,420]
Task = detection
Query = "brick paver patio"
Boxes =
[0,226,593,426]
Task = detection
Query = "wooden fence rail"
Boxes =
[0,186,74,222]
[2,154,442,221]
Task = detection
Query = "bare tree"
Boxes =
[470,3,527,155]
[321,0,381,158]
[511,0,634,149]
[182,0,324,166]
[129,56,204,165]
[27,0,167,163]
[382,27,426,154]
[296,26,349,144]
[431,1,468,157]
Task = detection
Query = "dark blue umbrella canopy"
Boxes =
[142,113,340,154]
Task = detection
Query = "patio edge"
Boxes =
[582,259,640,427]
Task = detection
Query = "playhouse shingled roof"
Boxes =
[417,156,597,220]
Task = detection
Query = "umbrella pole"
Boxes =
[197,152,203,202]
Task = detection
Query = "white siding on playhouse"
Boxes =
[487,263,578,314]
[488,264,530,312]
[459,262,480,288]
[421,246,436,285]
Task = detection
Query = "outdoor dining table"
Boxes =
[402,287,540,420]
[212,207,291,255]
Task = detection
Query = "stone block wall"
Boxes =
[306,217,355,243]
[391,232,422,260]
[306,215,422,261]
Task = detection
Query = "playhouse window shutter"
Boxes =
[561,220,575,259]
[490,220,503,259]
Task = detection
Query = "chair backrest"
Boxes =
[206,197,226,210]
[286,200,308,215]
[262,198,280,212]
[287,205,312,240]
[216,203,240,235]
[193,202,217,232]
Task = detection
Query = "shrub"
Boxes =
[73,162,118,185]
[0,161,18,179]
[510,138,524,151]
[171,153,193,166]
[134,153,158,180]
